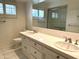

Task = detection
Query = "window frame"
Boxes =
[0,0,16,17]
[5,4,16,16]
[32,9,38,17]
[5,0,16,4]
[52,12,58,19]
[0,3,4,15]
[32,9,44,18]
[39,9,44,18]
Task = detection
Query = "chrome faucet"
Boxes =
[75,40,78,45]
[65,37,72,43]
[68,38,72,43]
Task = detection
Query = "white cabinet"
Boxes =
[30,47,43,59]
[22,41,31,59]
[21,35,67,59]
[22,36,43,59]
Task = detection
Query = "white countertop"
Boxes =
[20,30,79,59]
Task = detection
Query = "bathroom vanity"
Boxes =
[20,30,79,59]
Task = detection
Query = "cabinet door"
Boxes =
[30,55,36,59]
[22,40,31,58]
[22,36,31,45]
[31,47,43,59]
[22,45,31,58]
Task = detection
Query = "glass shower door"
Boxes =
[47,6,67,31]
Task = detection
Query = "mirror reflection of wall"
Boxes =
[32,0,79,33]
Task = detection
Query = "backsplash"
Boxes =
[33,27,79,41]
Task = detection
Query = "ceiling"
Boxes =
[16,0,67,4]
[32,0,68,4]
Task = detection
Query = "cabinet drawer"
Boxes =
[22,44,31,55]
[22,37,31,45]
[43,47,66,59]
[31,41,42,51]
[22,36,42,51]
[31,47,43,59]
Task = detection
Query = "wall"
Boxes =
[25,1,33,30]
[66,0,79,32]
[0,2,26,49]
[47,0,68,8]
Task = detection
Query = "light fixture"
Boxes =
[32,0,45,4]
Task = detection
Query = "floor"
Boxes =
[0,49,27,59]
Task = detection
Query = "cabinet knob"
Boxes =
[34,43,37,46]
[34,51,37,54]
[24,46,27,49]
[75,40,78,45]
[56,56,60,59]
[23,37,26,39]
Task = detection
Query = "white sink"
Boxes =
[27,31,35,34]
[24,30,37,35]
[55,41,79,52]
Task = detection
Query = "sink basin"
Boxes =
[55,41,79,52]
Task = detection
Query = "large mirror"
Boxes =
[32,0,79,33]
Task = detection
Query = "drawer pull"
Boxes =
[34,43,37,46]
[23,37,26,39]
[56,56,60,59]
[24,46,27,49]
[34,51,37,54]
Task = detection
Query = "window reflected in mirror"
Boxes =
[32,9,44,18]
[47,6,67,31]
[0,3,4,14]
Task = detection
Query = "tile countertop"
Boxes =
[20,30,79,59]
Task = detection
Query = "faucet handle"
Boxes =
[75,40,78,45]
[64,37,68,42]
[68,38,72,43]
